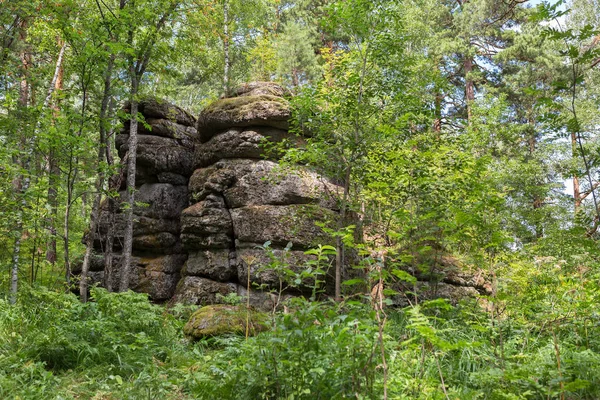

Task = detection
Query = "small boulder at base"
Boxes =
[183,304,268,339]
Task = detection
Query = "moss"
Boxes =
[202,95,289,121]
[183,304,269,339]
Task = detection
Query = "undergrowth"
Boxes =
[1,263,600,400]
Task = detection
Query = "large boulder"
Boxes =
[131,268,181,301]
[189,159,340,209]
[230,204,337,249]
[236,247,326,291]
[124,96,196,127]
[132,232,179,252]
[223,161,340,210]
[194,127,298,168]
[183,249,237,282]
[228,82,290,98]
[188,159,252,201]
[183,304,268,339]
[119,183,189,220]
[180,195,233,250]
[116,134,194,177]
[171,276,237,305]
[197,95,290,142]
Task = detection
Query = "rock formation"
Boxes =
[78,82,489,309]
[80,83,341,309]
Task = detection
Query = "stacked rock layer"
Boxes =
[81,82,489,308]
[82,83,342,309]
[172,82,342,309]
[79,98,197,300]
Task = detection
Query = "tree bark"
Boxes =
[222,0,230,96]
[119,72,139,292]
[464,55,474,124]
[572,132,582,211]
[46,37,65,265]
[10,17,31,304]
[81,52,115,301]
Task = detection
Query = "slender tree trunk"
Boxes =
[572,132,582,211]
[222,0,230,96]
[464,55,474,124]
[119,72,140,292]
[433,91,442,133]
[46,37,65,265]
[118,0,178,291]
[10,18,30,304]
[335,165,351,301]
[81,52,115,301]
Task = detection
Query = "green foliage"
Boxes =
[0,287,192,399]
[186,298,381,399]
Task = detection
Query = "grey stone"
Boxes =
[197,95,290,142]
[118,134,194,177]
[171,276,237,305]
[124,96,196,127]
[195,127,298,168]
[188,159,341,209]
[181,233,232,250]
[223,161,340,209]
[236,247,326,291]
[180,195,233,236]
[119,183,189,220]
[183,249,237,282]
[132,232,179,251]
[228,82,290,98]
[157,172,188,185]
[231,204,337,249]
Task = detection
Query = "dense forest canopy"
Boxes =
[1,0,600,398]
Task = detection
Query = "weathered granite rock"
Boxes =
[180,195,233,250]
[231,205,336,249]
[171,276,237,305]
[119,183,189,220]
[124,96,196,127]
[82,85,485,308]
[183,304,268,339]
[131,268,181,301]
[236,247,323,290]
[234,286,289,311]
[223,161,340,210]
[229,81,290,98]
[195,127,297,168]
[183,249,237,282]
[80,266,178,301]
[157,172,188,185]
[189,159,340,209]
[197,95,290,142]
[117,134,194,177]
[132,232,179,252]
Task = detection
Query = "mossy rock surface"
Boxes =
[183,304,269,339]
[227,81,290,98]
[197,95,290,142]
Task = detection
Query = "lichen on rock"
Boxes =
[183,304,268,339]
[197,94,290,142]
